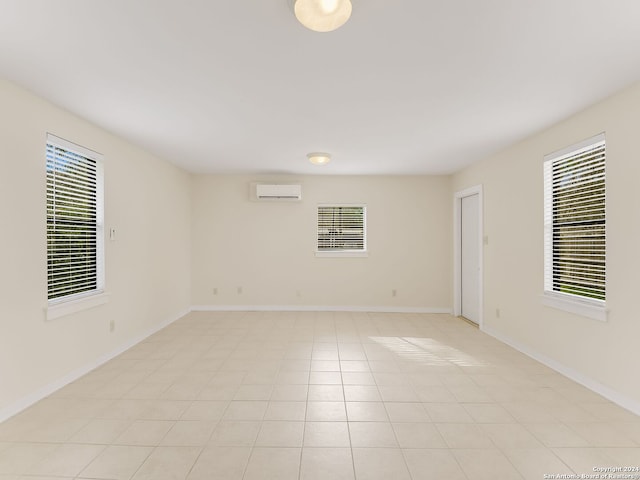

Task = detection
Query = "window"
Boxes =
[316,205,367,257]
[46,134,105,313]
[543,133,606,320]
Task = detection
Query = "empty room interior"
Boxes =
[1,1,640,479]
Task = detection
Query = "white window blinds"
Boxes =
[317,205,366,252]
[46,135,104,302]
[544,134,605,303]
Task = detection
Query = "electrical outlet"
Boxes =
[109,319,115,332]
[496,308,501,318]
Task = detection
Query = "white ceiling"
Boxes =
[1,0,639,175]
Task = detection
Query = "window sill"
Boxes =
[46,291,110,321]
[542,292,607,322]
[315,251,369,258]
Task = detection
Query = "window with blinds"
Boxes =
[317,205,366,253]
[544,133,605,304]
[46,134,104,303]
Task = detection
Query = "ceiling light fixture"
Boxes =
[307,152,331,165]
[293,0,352,32]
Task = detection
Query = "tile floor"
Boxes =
[0,311,638,479]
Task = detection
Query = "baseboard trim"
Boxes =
[190,305,452,314]
[482,324,640,416]
[0,308,190,424]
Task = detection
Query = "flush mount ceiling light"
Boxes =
[294,0,352,32]
[307,152,331,165]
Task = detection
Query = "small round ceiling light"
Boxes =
[294,0,352,32]
[307,152,331,165]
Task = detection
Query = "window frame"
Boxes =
[315,204,368,258]
[46,134,107,320]
[542,133,607,322]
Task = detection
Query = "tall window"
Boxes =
[543,133,605,310]
[46,134,104,303]
[317,205,367,256]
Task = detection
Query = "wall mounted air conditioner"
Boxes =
[255,184,302,201]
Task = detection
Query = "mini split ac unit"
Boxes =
[255,184,302,201]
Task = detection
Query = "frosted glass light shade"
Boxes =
[294,0,352,32]
[307,152,331,165]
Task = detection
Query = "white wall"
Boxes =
[0,79,192,419]
[191,174,452,311]
[452,80,640,410]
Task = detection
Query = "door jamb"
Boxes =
[453,185,484,329]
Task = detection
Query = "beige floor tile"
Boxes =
[68,419,131,444]
[346,402,388,421]
[423,403,474,423]
[209,421,261,446]
[243,447,301,480]
[349,422,398,447]
[161,420,216,446]
[601,447,640,464]
[453,448,524,480]
[0,444,60,474]
[80,445,153,480]
[140,400,191,420]
[481,423,543,448]
[300,447,354,480]
[3,312,638,479]
[341,372,376,385]
[343,385,381,402]
[340,361,370,372]
[222,401,267,421]
[378,386,420,402]
[233,385,273,401]
[131,446,200,480]
[566,421,638,447]
[437,423,495,448]
[393,422,447,448]
[114,420,174,446]
[271,385,309,401]
[304,422,350,447]
[384,402,430,422]
[373,373,411,386]
[311,360,341,372]
[503,402,558,423]
[187,446,251,480]
[403,449,466,480]
[181,400,229,421]
[276,371,310,385]
[255,421,305,447]
[308,385,344,401]
[306,402,347,421]
[552,447,618,475]
[352,448,411,480]
[198,385,238,401]
[262,401,306,421]
[309,371,342,385]
[463,403,516,423]
[98,399,153,420]
[414,385,457,403]
[28,444,104,477]
[524,423,590,447]
[503,448,575,480]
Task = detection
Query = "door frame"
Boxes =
[453,185,484,328]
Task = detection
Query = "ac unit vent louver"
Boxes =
[256,184,302,201]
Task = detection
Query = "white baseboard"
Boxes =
[0,308,190,424]
[482,324,640,417]
[190,305,452,314]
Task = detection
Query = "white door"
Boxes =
[461,193,480,324]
